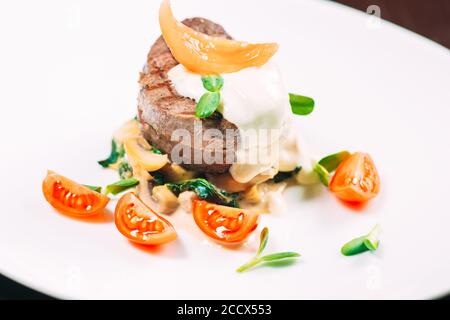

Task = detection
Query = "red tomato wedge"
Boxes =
[159,0,278,74]
[329,152,380,203]
[192,200,259,245]
[42,171,110,217]
[115,193,177,245]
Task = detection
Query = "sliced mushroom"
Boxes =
[160,163,196,183]
[124,136,169,172]
[178,191,198,213]
[152,185,179,214]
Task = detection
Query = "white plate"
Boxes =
[1,0,449,299]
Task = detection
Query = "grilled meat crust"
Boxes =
[138,18,237,173]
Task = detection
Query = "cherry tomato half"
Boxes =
[329,152,380,203]
[42,171,110,217]
[192,200,259,245]
[115,192,177,245]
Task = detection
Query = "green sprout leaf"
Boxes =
[83,185,102,193]
[318,151,351,173]
[314,163,330,187]
[236,228,301,273]
[98,140,125,168]
[258,252,301,262]
[341,224,381,256]
[195,92,221,119]
[196,75,224,119]
[236,259,261,273]
[105,178,139,196]
[341,236,369,256]
[257,227,269,256]
[236,251,301,273]
[202,75,224,92]
[289,93,315,116]
[151,146,162,155]
[363,224,381,251]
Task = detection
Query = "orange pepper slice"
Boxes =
[159,0,279,74]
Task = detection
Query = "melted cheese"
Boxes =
[168,61,316,184]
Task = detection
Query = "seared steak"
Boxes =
[138,18,238,173]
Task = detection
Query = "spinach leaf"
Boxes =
[98,140,125,168]
[272,167,301,183]
[118,161,133,180]
[166,178,238,207]
[152,171,166,186]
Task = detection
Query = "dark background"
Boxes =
[1,0,449,300]
[338,0,450,49]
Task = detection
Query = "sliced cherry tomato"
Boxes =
[329,152,380,203]
[192,200,259,245]
[42,171,110,217]
[115,192,177,245]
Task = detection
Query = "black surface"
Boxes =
[0,272,448,300]
[0,274,53,300]
[333,0,450,49]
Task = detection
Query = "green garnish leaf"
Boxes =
[341,224,381,256]
[341,236,369,256]
[195,92,221,119]
[201,75,224,92]
[258,252,301,262]
[363,224,381,251]
[98,140,125,168]
[106,178,139,195]
[151,146,162,155]
[236,252,301,273]
[236,228,301,273]
[83,185,102,193]
[195,75,224,119]
[272,167,301,183]
[236,259,261,273]
[314,163,330,187]
[318,151,351,173]
[118,161,133,180]
[289,93,315,116]
[257,227,269,256]
[166,178,238,207]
